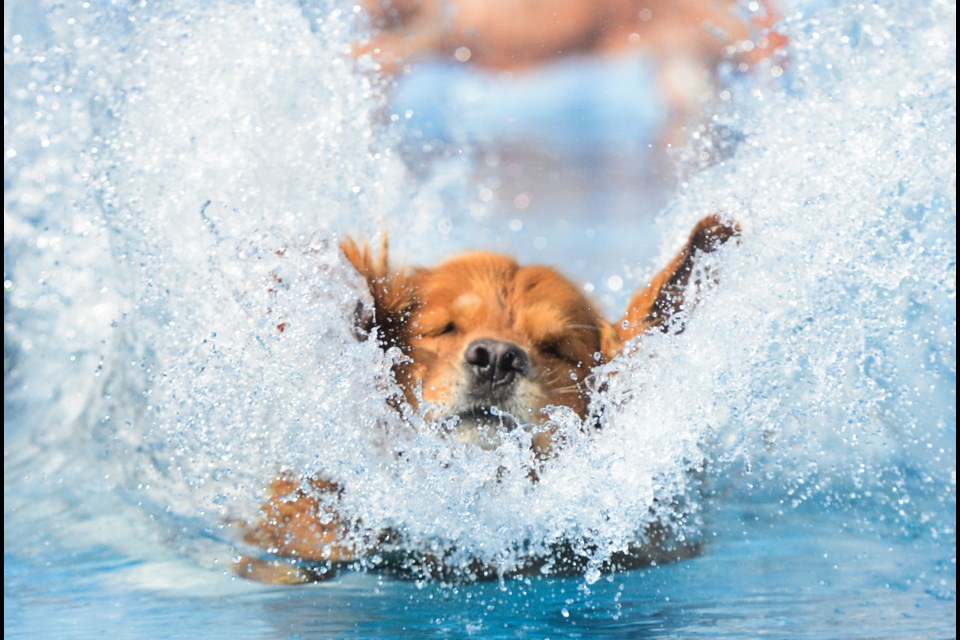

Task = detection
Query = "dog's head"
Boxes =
[342,240,619,450]
[405,252,621,449]
[341,216,737,451]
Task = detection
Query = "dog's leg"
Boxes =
[618,215,740,343]
[235,476,356,584]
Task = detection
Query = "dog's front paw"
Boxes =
[234,554,339,585]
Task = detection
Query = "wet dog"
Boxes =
[238,215,738,583]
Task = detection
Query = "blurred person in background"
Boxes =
[357,0,786,145]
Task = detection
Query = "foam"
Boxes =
[5,0,955,581]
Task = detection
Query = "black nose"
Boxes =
[464,339,530,387]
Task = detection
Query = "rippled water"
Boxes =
[5,0,955,638]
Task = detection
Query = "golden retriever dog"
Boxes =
[237,214,738,583]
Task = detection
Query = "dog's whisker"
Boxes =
[550,385,582,395]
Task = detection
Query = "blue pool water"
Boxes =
[5,497,955,638]
[5,0,955,638]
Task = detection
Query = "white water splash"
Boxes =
[5,0,955,583]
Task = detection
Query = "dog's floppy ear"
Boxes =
[341,234,390,285]
[598,319,624,364]
[341,235,416,350]
[616,215,740,347]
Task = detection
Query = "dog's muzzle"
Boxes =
[464,338,530,392]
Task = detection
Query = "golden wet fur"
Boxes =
[237,215,738,583]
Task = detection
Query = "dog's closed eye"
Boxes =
[433,322,458,337]
[537,338,580,364]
